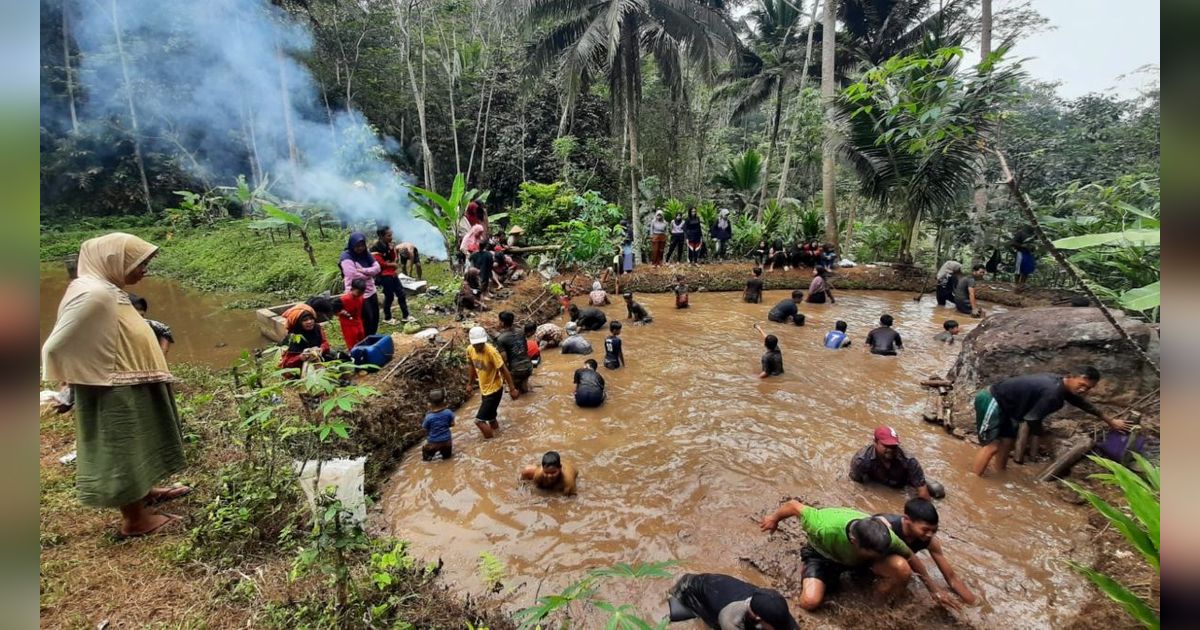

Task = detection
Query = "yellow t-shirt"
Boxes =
[467,343,505,396]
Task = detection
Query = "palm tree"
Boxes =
[838,0,971,68]
[713,0,809,204]
[517,0,736,259]
[819,0,837,246]
[713,148,764,212]
[832,45,1022,263]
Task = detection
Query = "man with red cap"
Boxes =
[849,426,933,500]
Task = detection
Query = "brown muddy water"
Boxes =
[380,290,1093,628]
[40,266,264,368]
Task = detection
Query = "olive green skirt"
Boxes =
[73,383,186,508]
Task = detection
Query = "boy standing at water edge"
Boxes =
[421,390,454,461]
[744,267,764,303]
[604,321,625,369]
[521,451,578,495]
[760,501,913,611]
[465,326,519,439]
[876,499,977,611]
[824,320,851,349]
[754,323,784,378]
[866,314,903,355]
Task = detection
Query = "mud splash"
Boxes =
[40,266,264,368]
[379,290,1095,628]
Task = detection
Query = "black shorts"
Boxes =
[476,390,502,422]
[575,389,605,408]
[955,299,973,314]
[801,545,851,589]
[422,440,453,460]
[511,369,532,392]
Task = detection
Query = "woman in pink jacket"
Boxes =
[339,232,382,335]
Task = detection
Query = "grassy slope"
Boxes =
[40,219,458,310]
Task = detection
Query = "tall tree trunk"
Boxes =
[399,15,434,190]
[275,40,300,187]
[776,0,821,204]
[62,0,79,134]
[439,27,462,175]
[819,0,838,246]
[759,78,786,206]
[970,0,993,262]
[842,198,856,253]
[622,20,643,262]
[110,0,153,215]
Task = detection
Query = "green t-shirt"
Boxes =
[800,507,912,566]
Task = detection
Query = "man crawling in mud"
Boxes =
[521,451,578,495]
[760,500,912,611]
[874,498,977,611]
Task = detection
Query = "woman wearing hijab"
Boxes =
[806,266,836,304]
[339,232,382,335]
[459,223,486,258]
[666,212,686,263]
[588,280,610,306]
[684,207,704,264]
[649,210,669,265]
[278,304,342,369]
[710,208,733,259]
[42,233,189,538]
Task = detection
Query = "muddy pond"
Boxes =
[40,265,264,368]
[380,290,1095,628]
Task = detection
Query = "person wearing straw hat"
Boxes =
[465,326,519,439]
[42,233,190,538]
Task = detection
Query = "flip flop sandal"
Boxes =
[116,513,183,541]
[145,484,192,507]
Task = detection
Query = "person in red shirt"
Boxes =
[337,278,367,350]
[371,225,411,324]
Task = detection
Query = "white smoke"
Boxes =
[69,0,445,257]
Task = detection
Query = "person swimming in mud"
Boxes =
[874,498,977,611]
[744,267,764,303]
[569,303,607,331]
[760,500,913,611]
[753,323,783,378]
[767,290,805,326]
[849,426,933,500]
[666,573,799,629]
[624,292,653,324]
[521,451,577,495]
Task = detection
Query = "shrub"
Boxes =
[511,181,577,243]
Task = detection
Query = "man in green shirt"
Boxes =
[760,501,912,611]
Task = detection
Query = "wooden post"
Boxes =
[1036,436,1094,482]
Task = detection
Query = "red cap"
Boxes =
[874,425,900,446]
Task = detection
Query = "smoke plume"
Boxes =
[69,0,444,256]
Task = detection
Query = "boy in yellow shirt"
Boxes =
[465,326,519,438]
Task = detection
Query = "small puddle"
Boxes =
[40,265,265,368]
[380,290,1093,627]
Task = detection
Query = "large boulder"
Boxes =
[946,307,1159,437]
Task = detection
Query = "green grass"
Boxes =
[41,219,459,307]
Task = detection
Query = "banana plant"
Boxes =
[409,173,491,271]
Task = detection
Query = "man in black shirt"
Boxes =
[623,292,653,324]
[495,311,534,392]
[767,290,805,325]
[866,314,903,355]
[953,264,985,316]
[573,359,606,407]
[849,426,930,499]
[603,320,625,369]
[568,304,608,331]
[874,499,976,611]
[972,366,1128,476]
[754,323,783,378]
[744,267,764,303]
[667,573,798,630]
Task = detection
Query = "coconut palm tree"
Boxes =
[832,44,1022,263]
[838,0,971,68]
[517,0,737,260]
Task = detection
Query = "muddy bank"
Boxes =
[583,261,1085,308]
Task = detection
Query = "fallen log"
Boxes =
[1036,436,1095,482]
[505,244,562,253]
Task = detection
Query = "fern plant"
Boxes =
[1061,453,1159,629]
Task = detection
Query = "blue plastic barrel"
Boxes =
[350,334,394,369]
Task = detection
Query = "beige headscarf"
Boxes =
[42,233,172,386]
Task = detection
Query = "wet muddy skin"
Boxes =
[40,267,264,368]
[381,289,1094,627]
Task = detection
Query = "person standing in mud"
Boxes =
[760,501,913,611]
[953,264,986,317]
[495,311,534,393]
[573,359,606,408]
[875,499,977,611]
[624,292,653,324]
[521,451,578,495]
[866,314,903,355]
[806,266,835,304]
[848,426,933,500]
[603,321,625,369]
[935,260,962,307]
[972,367,1127,476]
[754,324,784,379]
[464,326,519,439]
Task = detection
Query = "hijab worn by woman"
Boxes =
[340,232,375,267]
[42,233,170,386]
[285,308,324,354]
[460,224,486,255]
